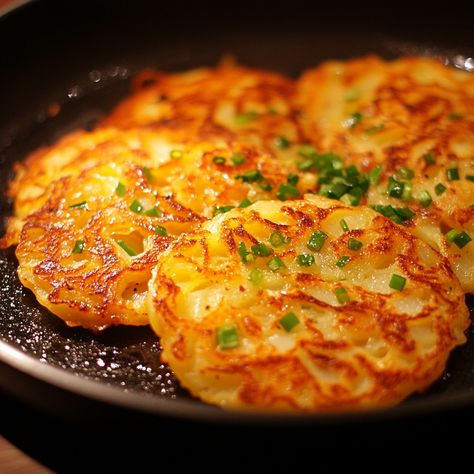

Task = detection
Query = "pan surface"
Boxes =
[0,0,473,425]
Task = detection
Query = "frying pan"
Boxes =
[1,0,474,468]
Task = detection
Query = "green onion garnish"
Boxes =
[296,253,315,267]
[144,206,162,217]
[258,179,273,192]
[170,149,183,159]
[115,182,127,197]
[154,225,167,236]
[307,230,327,252]
[434,183,447,196]
[275,136,290,149]
[287,174,299,186]
[143,166,154,182]
[239,198,253,208]
[336,256,350,268]
[389,274,406,291]
[347,238,363,251]
[216,324,239,350]
[365,124,385,135]
[117,240,138,257]
[335,287,350,305]
[267,256,285,272]
[279,312,300,332]
[298,144,317,158]
[249,268,264,284]
[401,181,413,202]
[213,156,226,165]
[129,200,144,214]
[213,205,235,215]
[72,240,85,254]
[235,111,258,125]
[419,190,433,208]
[269,231,290,247]
[423,153,436,165]
[238,242,254,264]
[368,166,383,185]
[276,183,299,201]
[387,177,405,198]
[340,219,349,232]
[251,243,272,257]
[231,153,246,165]
[371,204,415,224]
[69,201,87,209]
[348,112,363,128]
[447,168,460,181]
[235,169,262,183]
[396,167,414,180]
[466,175,474,182]
[446,229,472,248]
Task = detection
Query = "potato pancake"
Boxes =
[101,62,306,158]
[14,140,314,330]
[297,56,474,291]
[148,195,469,411]
[16,161,203,330]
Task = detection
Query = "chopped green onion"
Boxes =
[170,149,183,159]
[434,183,447,196]
[258,179,273,192]
[368,166,383,185]
[387,177,405,198]
[453,231,472,249]
[69,201,87,209]
[269,231,290,247]
[249,268,264,284]
[347,238,363,250]
[348,112,363,128]
[238,242,254,264]
[296,253,315,267]
[371,204,416,223]
[275,136,290,149]
[446,229,472,248]
[214,205,235,215]
[216,324,239,349]
[365,124,385,135]
[276,183,299,200]
[419,190,433,208]
[235,111,258,125]
[129,200,144,214]
[320,181,348,199]
[251,243,273,257]
[117,240,138,257]
[448,112,463,120]
[279,312,300,332]
[335,287,350,305]
[144,206,162,217]
[307,230,327,252]
[297,159,314,171]
[393,207,416,221]
[445,229,458,243]
[143,166,154,182]
[389,274,406,291]
[72,240,85,254]
[231,153,246,165]
[466,175,474,182]
[298,144,317,158]
[446,168,460,181]
[154,225,167,236]
[267,256,285,272]
[239,198,253,208]
[423,153,436,165]
[336,256,350,268]
[115,182,127,197]
[401,181,413,202]
[396,167,414,180]
[287,174,299,186]
[340,219,349,232]
[235,169,262,183]
[213,156,226,165]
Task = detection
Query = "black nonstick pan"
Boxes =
[1,0,474,468]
